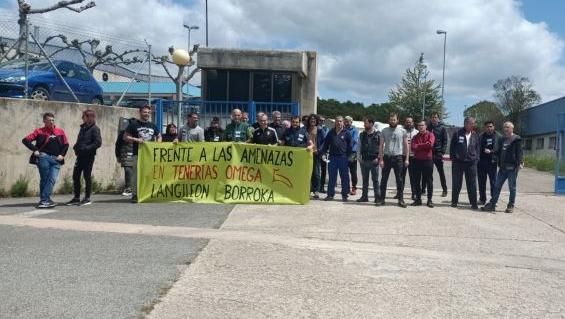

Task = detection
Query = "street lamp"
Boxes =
[183,24,199,97]
[436,29,447,103]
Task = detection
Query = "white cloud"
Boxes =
[2,0,564,123]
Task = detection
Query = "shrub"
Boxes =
[10,176,30,197]
[523,154,556,173]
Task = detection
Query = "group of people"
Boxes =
[23,106,523,213]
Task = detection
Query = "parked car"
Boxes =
[0,59,104,104]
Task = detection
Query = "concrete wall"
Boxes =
[0,98,138,195]
[198,48,317,115]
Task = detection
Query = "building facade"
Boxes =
[197,48,317,116]
[521,96,564,156]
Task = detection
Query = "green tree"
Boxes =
[388,54,444,121]
[493,75,541,133]
[317,98,399,123]
[464,100,505,130]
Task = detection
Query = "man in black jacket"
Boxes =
[481,121,523,214]
[477,121,500,205]
[424,112,449,197]
[450,117,480,209]
[66,110,102,206]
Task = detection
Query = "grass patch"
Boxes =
[524,154,556,173]
[10,176,30,197]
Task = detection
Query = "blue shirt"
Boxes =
[346,125,359,152]
[322,129,352,156]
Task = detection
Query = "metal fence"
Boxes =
[0,17,167,81]
[155,100,300,131]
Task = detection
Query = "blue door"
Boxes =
[556,113,565,194]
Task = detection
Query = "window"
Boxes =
[536,137,545,150]
[253,72,272,102]
[524,139,532,151]
[228,70,249,101]
[76,66,91,81]
[549,136,557,150]
[207,69,227,101]
[273,73,292,103]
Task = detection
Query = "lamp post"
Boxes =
[183,24,199,97]
[436,29,447,103]
[205,0,208,47]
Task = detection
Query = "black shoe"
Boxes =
[478,200,486,206]
[471,205,479,210]
[426,200,434,208]
[398,200,407,208]
[341,197,348,202]
[66,198,81,206]
[393,194,399,200]
[47,200,56,208]
[37,201,51,209]
[481,203,496,212]
[450,202,458,208]
[375,200,385,206]
[323,196,334,201]
[411,200,422,206]
[441,190,448,197]
[356,197,368,203]
[505,205,514,214]
[79,198,92,206]
[130,195,138,203]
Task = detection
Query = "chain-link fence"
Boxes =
[0,17,168,81]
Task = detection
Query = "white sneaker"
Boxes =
[122,188,132,196]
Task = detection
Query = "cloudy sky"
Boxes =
[1,0,564,124]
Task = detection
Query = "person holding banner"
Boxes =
[123,105,162,203]
[177,112,204,142]
[321,116,353,202]
[251,114,279,145]
[306,114,325,199]
[204,117,224,142]
[224,109,252,142]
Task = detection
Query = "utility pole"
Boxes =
[205,0,209,47]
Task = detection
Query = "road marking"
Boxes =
[0,214,564,273]
[15,209,57,218]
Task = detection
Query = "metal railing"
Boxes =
[155,100,300,131]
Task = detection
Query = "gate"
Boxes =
[556,112,565,194]
[155,100,300,131]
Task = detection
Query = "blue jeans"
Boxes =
[489,167,518,207]
[37,153,61,203]
[327,155,350,198]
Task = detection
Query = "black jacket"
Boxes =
[495,134,523,168]
[427,122,448,158]
[450,129,480,163]
[73,123,102,157]
[359,129,381,160]
[479,131,500,163]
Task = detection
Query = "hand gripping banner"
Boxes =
[137,142,313,204]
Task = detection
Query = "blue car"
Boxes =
[0,59,104,104]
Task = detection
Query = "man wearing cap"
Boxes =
[204,117,224,142]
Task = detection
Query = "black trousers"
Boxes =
[402,156,417,198]
[360,159,379,199]
[380,155,404,200]
[422,157,448,193]
[320,159,327,191]
[451,160,478,206]
[414,159,433,201]
[348,157,358,189]
[478,161,497,202]
[73,155,95,199]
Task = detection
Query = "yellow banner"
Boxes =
[137,142,313,204]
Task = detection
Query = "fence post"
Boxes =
[291,102,300,117]
[249,101,256,124]
[155,99,163,130]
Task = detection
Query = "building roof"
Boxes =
[99,81,201,96]
[522,95,565,136]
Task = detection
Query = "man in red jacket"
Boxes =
[22,112,69,208]
[411,120,436,207]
